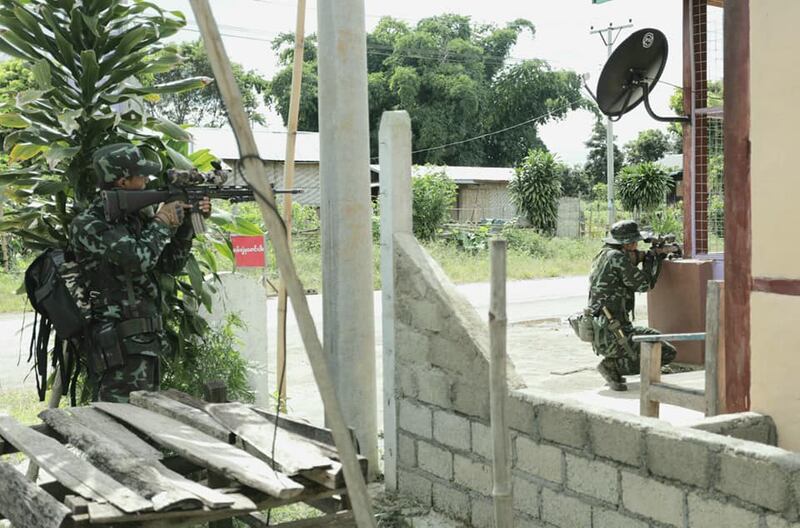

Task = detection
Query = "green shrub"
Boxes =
[161,314,255,403]
[647,202,684,240]
[501,226,550,258]
[592,183,608,203]
[508,149,562,234]
[709,194,724,238]
[616,162,673,214]
[412,167,457,240]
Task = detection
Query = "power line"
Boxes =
[368,98,583,161]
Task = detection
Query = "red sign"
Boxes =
[231,235,266,268]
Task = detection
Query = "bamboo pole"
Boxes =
[276,0,307,412]
[489,238,512,527]
[188,3,375,526]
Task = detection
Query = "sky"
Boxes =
[159,0,723,165]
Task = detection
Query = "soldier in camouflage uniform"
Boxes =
[589,220,676,391]
[69,143,210,402]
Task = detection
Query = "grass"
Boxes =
[0,387,46,425]
[0,271,26,314]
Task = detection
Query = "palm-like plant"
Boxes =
[616,162,674,219]
[509,149,562,234]
[0,0,229,392]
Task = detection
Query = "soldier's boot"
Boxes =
[597,360,628,392]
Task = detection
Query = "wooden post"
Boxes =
[639,342,663,418]
[276,0,307,412]
[189,3,376,526]
[489,239,512,527]
[704,281,721,416]
[206,381,232,528]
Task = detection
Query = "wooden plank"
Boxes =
[69,406,164,461]
[130,391,232,442]
[640,342,662,418]
[0,460,71,528]
[705,280,722,416]
[161,390,368,484]
[632,332,706,342]
[273,511,355,527]
[206,402,333,475]
[87,486,344,527]
[93,403,304,499]
[40,408,239,511]
[65,495,89,515]
[649,383,707,413]
[0,415,151,514]
[0,423,61,455]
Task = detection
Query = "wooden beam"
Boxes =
[0,460,70,528]
[129,391,232,442]
[649,384,707,413]
[640,343,663,418]
[0,415,151,514]
[724,0,751,412]
[188,3,376,526]
[93,403,304,499]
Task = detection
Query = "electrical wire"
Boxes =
[369,97,583,161]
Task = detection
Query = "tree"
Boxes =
[668,80,723,153]
[624,129,671,164]
[266,15,587,167]
[616,162,673,217]
[556,163,591,198]
[583,118,624,185]
[142,39,268,126]
[0,58,35,105]
[509,149,562,234]
[411,167,457,240]
[0,0,228,399]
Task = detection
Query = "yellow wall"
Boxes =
[750,0,800,450]
[750,0,800,278]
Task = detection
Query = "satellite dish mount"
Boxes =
[590,28,690,124]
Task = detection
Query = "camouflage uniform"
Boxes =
[589,220,676,388]
[69,144,193,402]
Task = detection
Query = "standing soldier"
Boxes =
[589,220,676,391]
[70,143,211,402]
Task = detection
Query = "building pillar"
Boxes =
[317,0,379,477]
[379,111,412,491]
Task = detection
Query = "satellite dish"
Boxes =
[589,28,690,123]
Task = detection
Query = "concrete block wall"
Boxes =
[392,233,800,528]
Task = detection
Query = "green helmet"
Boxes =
[92,143,162,184]
[604,220,643,245]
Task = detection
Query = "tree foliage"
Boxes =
[0,0,239,392]
[411,167,457,240]
[624,129,672,164]
[616,162,673,214]
[583,118,624,185]
[142,39,269,127]
[556,163,591,198]
[267,15,586,167]
[509,149,562,234]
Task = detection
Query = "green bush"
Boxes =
[709,194,724,238]
[647,202,684,240]
[508,149,562,234]
[501,226,550,258]
[592,183,608,203]
[616,162,673,214]
[161,314,255,403]
[412,167,457,240]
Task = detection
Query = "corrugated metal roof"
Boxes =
[187,127,321,162]
[370,164,515,184]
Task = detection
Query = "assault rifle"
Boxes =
[642,232,682,260]
[102,163,302,233]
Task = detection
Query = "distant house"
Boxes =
[371,165,518,223]
[656,153,684,202]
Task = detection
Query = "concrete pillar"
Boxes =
[379,111,413,491]
[317,0,378,478]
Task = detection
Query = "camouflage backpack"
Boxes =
[24,248,91,403]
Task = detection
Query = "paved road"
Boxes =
[1,276,670,426]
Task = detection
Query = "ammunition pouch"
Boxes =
[568,308,595,343]
[91,317,163,373]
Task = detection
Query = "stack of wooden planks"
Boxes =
[0,389,367,528]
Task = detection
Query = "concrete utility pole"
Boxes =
[317,0,379,478]
[591,21,633,228]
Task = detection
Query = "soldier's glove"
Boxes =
[155,201,185,229]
